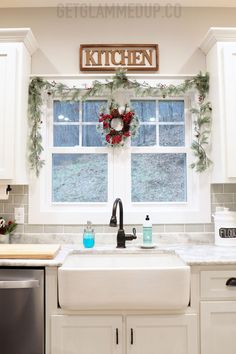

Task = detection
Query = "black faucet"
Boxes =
[109,198,137,248]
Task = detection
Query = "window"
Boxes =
[52,100,108,203]
[130,99,186,203]
[29,79,211,225]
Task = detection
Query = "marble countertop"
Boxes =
[166,244,236,265]
[1,242,236,267]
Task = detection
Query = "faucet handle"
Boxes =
[125,228,137,241]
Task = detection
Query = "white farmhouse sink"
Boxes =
[58,252,190,310]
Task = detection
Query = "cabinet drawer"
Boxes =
[201,270,236,299]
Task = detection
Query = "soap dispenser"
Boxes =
[143,215,152,245]
[83,221,95,248]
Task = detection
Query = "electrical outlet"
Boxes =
[14,207,24,224]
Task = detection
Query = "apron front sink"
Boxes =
[58,252,190,310]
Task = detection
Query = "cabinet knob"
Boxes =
[226,277,236,287]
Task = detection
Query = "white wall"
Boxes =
[1,7,236,74]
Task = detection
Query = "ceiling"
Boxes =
[1,0,236,7]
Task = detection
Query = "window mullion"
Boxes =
[113,147,131,205]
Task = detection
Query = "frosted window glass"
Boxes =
[159,125,185,146]
[131,125,156,146]
[82,126,103,147]
[82,100,107,122]
[54,125,79,147]
[131,100,156,122]
[131,153,187,202]
[159,100,184,122]
[52,154,108,202]
[53,101,80,122]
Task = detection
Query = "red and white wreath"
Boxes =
[98,103,139,146]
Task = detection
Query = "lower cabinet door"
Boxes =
[126,314,198,354]
[201,301,236,354]
[51,315,123,354]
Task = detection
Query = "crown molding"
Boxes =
[0,28,38,54]
[200,27,236,54]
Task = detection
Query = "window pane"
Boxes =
[159,100,184,122]
[82,100,107,122]
[52,154,108,202]
[131,153,187,202]
[82,125,103,147]
[131,125,156,146]
[53,101,80,122]
[159,125,185,146]
[53,125,79,147]
[131,100,156,122]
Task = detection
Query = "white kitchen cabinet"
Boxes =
[0,45,16,179]
[200,28,236,182]
[0,28,37,184]
[51,315,123,354]
[50,314,198,354]
[126,315,198,354]
[201,302,236,354]
[200,270,236,354]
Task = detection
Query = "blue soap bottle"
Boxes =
[83,221,95,248]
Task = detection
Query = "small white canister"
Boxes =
[213,207,236,246]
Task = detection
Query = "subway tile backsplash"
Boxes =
[0,184,236,235]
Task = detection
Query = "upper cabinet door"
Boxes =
[200,28,236,183]
[0,29,37,185]
[0,45,16,179]
[222,45,236,178]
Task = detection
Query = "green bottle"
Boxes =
[143,215,152,245]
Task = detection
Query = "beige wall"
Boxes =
[0,7,236,74]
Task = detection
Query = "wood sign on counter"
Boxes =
[80,44,159,71]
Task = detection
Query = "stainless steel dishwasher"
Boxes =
[0,268,44,354]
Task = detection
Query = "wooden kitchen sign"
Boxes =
[80,44,159,71]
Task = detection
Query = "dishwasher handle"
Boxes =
[0,279,40,289]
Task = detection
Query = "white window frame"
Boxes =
[29,76,211,225]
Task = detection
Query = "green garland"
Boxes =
[28,69,212,176]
